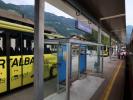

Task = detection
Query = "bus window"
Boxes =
[0,37,3,56]
[44,35,48,39]
[31,40,34,51]
[0,37,2,48]
[27,39,33,55]
[103,46,106,50]
[44,44,57,54]
[22,35,33,55]
[0,31,6,55]
[44,45,51,54]
[51,45,57,53]
[101,46,106,51]
[10,39,15,56]
[24,40,26,48]
[10,35,22,56]
[11,39,15,50]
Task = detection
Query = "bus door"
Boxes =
[0,30,7,93]
[9,32,22,90]
[22,34,34,86]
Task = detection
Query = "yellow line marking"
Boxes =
[102,61,123,100]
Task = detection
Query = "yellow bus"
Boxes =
[0,20,64,94]
[101,46,109,57]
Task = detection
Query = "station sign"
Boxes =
[75,20,92,34]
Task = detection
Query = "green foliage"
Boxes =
[87,45,97,50]
[101,34,109,45]
[83,29,98,43]
[83,29,98,50]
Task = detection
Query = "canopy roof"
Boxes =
[47,0,126,42]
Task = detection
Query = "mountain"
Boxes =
[0,0,21,14]
[126,25,133,44]
[0,0,86,37]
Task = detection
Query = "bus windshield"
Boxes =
[44,44,57,54]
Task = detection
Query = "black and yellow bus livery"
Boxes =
[103,46,109,57]
[101,45,109,57]
[0,19,64,94]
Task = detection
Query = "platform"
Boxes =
[45,76,104,100]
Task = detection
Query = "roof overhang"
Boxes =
[46,0,126,42]
[0,9,34,25]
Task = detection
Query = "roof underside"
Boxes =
[66,0,126,42]
[47,0,126,42]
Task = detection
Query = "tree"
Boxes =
[101,34,109,45]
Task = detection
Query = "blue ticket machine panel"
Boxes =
[79,45,87,74]
[58,45,67,82]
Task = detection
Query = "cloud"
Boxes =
[45,2,73,19]
[3,0,34,5]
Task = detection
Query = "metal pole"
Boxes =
[78,45,81,79]
[66,43,71,100]
[97,23,101,73]
[101,48,103,73]
[117,41,119,55]
[85,46,87,74]
[57,44,60,93]
[34,0,45,100]
[109,35,112,60]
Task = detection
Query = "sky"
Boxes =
[2,0,73,19]
[126,0,133,25]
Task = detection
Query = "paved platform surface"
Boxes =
[45,76,104,100]
[91,56,125,100]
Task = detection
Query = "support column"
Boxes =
[78,45,81,79]
[117,42,120,56]
[109,35,112,60]
[34,0,45,100]
[66,43,71,100]
[97,24,102,72]
[115,41,117,56]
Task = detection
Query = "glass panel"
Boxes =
[71,44,79,81]
[87,45,98,72]
[44,43,71,100]
[44,43,58,98]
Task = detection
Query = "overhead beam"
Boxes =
[100,14,125,21]
[100,13,125,42]
[111,29,126,32]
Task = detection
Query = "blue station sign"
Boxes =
[75,20,92,34]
